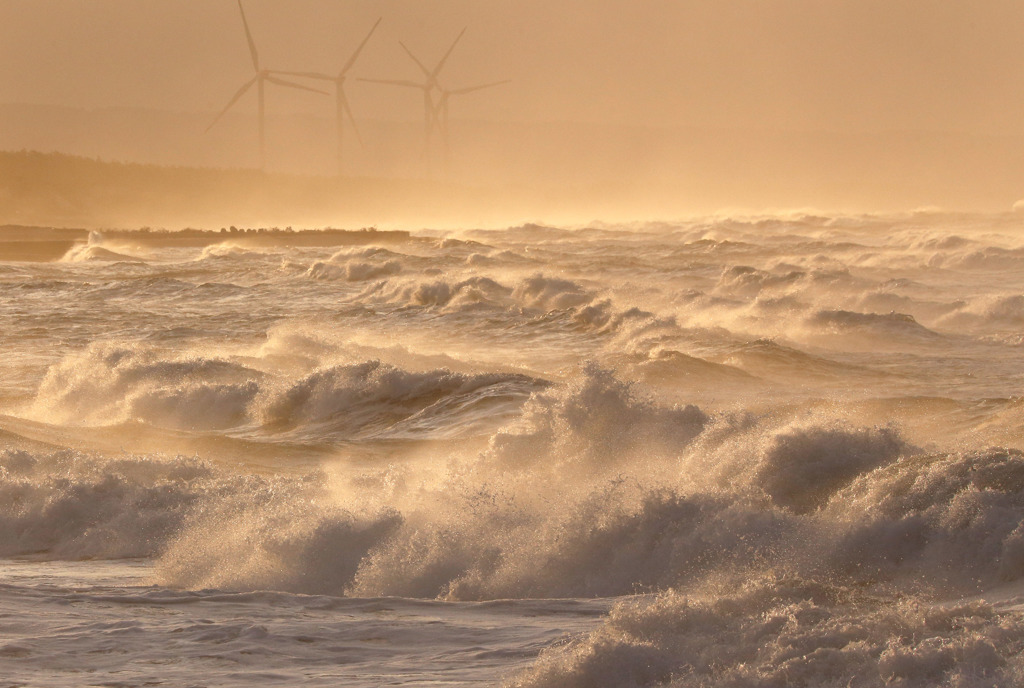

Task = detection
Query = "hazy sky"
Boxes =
[3,0,1024,134]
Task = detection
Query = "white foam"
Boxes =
[511,577,1024,687]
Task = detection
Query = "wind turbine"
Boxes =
[272,17,382,175]
[359,28,467,163]
[431,79,510,165]
[207,0,328,170]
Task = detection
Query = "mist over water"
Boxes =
[3,212,1024,686]
[7,2,1024,684]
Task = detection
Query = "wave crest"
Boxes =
[511,577,1024,688]
[254,360,544,439]
[31,342,261,429]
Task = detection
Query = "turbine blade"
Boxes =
[264,75,330,95]
[358,77,423,89]
[339,92,364,148]
[431,27,466,78]
[205,76,258,132]
[271,69,334,81]
[449,79,511,96]
[339,17,383,77]
[237,0,260,71]
[399,42,432,79]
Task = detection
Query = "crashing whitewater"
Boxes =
[3,212,1024,686]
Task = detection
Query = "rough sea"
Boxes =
[3,211,1024,686]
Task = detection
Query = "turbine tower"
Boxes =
[207,0,327,170]
[359,28,467,163]
[432,80,510,165]
[273,17,382,175]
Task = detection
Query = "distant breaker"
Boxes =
[0,225,415,258]
[101,226,415,248]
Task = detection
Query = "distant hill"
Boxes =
[6,103,1024,222]
[0,151,522,229]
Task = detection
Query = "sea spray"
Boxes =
[4,212,1024,686]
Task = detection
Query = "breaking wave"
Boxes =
[61,244,145,263]
[511,578,1024,688]
[10,365,1024,612]
[805,308,941,344]
[0,449,222,559]
[937,294,1024,330]
[6,211,1024,685]
[28,342,545,440]
[30,342,262,430]
[253,361,545,440]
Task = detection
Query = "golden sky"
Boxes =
[3,0,1024,134]
[6,0,1024,219]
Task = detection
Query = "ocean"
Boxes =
[2,211,1024,686]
